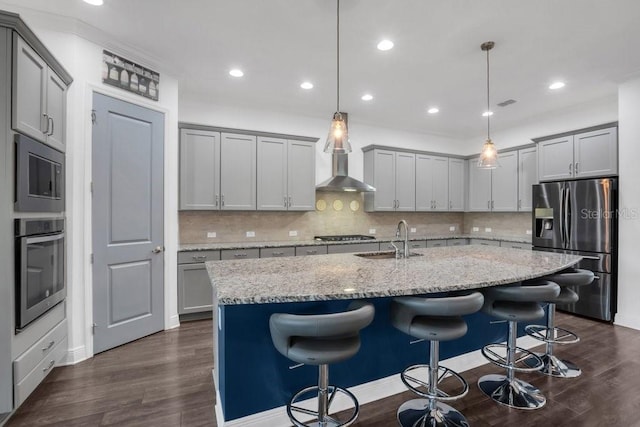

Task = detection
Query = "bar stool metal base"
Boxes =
[287,384,359,427]
[477,374,546,410]
[397,399,470,427]
[525,353,582,378]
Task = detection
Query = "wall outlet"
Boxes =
[472,227,479,232]
[449,226,456,232]
[410,227,416,233]
[485,227,492,233]
[369,228,376,234]
[526,229,532,235]
[289,230,298,237]
[206,231,217,238]
[246,231,255,238]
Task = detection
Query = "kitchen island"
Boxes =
[208,245,581,425]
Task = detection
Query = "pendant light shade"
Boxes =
[324,0,352,154]
[477,41,499,169]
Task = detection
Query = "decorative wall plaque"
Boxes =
[102,50,159,101]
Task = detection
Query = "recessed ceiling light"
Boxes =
[229,69,244,78]
[300,81,314,90]
[482,111,494,117]
[427,107,439,114]
[549,81,566,90]
[377,39,394,51]
[83,0,103,5]
[361,94,373,101]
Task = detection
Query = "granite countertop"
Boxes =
[180,234,531,251]
[207,245,580,305]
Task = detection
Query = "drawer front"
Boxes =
[260,246,296,258]
[447,239,468,246]
[426,240,446,248]
[469,239,500,247]
[295,246,328,256]
[178,250,221,264]
[15,336,67,407]
[14,319,67,383]
[220,248,260,260]
[327,242,380,254]
[500,241,532,250]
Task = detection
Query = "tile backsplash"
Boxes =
[179,192,466,243]
[462,212,532,239]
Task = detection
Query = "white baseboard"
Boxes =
[63,345,88,365]
[614,313,640,331]
[167,314,180,330]
[216,335,542,427]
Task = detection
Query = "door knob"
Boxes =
[152,246,165,254]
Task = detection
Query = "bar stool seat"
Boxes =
[525,268,594,378]
[391,291,484,427]
[269,301,374,427]
[478,280,560,410]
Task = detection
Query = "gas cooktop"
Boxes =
[314,235,376,242]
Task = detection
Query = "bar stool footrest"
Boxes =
[287,385,359,427]
[481,344,544,372]
[525,324,580,345]
[400,364,469,402]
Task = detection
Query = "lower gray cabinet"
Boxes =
[259,246,296,258]
[295,246,328,256]
[220,248,260,260]
[327,242,380,254]
[446,239,468,246]
[469,238,501,247]
[500,241,532,250]
[427,239,447,248]
[177,250,220,315]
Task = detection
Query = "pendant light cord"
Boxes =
[486,46,491,141]
[336,0,340,113]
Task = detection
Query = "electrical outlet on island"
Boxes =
[246,231,255,238]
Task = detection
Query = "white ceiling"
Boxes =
[5,0,640,138]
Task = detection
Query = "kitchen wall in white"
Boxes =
[616,76,640,331]
[1,3,182,362]
[179,97,465,187]
[459,95,618,153]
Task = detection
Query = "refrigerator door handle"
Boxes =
[566,185,572,245]
[559,186,565,248]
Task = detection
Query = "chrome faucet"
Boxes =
[396,220,409,258]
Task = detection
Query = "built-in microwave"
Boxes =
[15,134,65,212]
[15,218,66,331]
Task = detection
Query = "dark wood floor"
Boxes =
[7,313,640,426]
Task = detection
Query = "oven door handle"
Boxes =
[25,233,64,245]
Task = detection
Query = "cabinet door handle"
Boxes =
[518,199,522,209]
[569,162,573,175]
[48,117,55,136]
[42,113,49,134]
[233,253,247,258]
[192,255,207,261]
[305,250,317,255]
[288,196,292,207]
[221,195,225,207]
[284,196,287,208]
[449,200,453,210]
[487,200,490,209]
[491,200,494,209]
[42,360,55,373]
[271,251,284,256]
[215,194,219,207]
[575,162,579,174]
[42,340,55,352]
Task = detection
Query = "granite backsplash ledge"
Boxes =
[180,192,464,243]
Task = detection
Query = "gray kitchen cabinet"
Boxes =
[179,128,220,210]
[259,246,296,258]
[448,158,465,211]
[220,133,257,210]
[257,136,315,211]
[409,240,428,249]
[500,241,532,250]
[12,34,67,152]
[469,238,500,247]
[468,151,518,212]
[177,250,220,315]
[220,248,260,260]
[416,154,448,211]
[363,148,415,211]
[447,239,468,246]
[518,147,537,211]
[538,126,617,181]
[327,242,380,254]
[295,246,328,256]
[426,239,446,248]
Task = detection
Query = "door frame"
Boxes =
[79,83,179,359]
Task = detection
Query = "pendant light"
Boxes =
[323,0,352,154]
[478,41,499,169]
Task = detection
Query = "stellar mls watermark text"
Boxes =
[581,208,639,220]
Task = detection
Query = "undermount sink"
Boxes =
[355,251,423,260]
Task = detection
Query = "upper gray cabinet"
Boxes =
[257,137,315,211]
[448,158,465,211]
[363,148,415,211]
[416,154,448,211]
[220,133,256,210]
[538,126,617,181]
[517,146,537,211]
[179,128,220,210]
[468,151,519,212]
[12,35,66,151]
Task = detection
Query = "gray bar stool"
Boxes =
[524,268,594,378]
[390,291,484,427]
[478,279,560,410]
[269,301,374,427]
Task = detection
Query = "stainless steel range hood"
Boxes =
[316,153,375,192]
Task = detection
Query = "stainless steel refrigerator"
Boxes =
[532,178,617,322]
